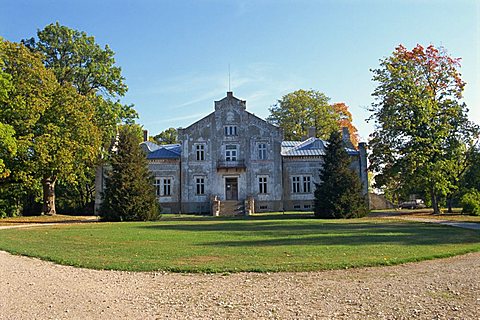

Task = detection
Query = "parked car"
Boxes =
[399,199,426,209]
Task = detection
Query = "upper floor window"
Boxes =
[195,177,205,195]
[224,125,237,136]
[258,143,267,160]
[225,145,238,161]
[258,176,268,194]
[195,144,205,161]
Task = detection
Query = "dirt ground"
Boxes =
[1,249,479,319]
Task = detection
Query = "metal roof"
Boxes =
[146,144,181,159]
[281,137,358,157]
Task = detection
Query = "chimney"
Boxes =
[227,91,233,98]
[342,127,351,143]
[142,129,148,142]
[308,126,316,138]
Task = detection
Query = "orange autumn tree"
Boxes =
[332,102,359,147]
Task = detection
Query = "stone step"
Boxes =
[219,201,244,216]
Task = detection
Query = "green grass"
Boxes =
[0,214,479,273]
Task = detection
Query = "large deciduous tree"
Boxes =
[23,23,137,213]
[368,44,478,214]
[314,131,368,218]
[99,125,160,221]
[267,89,359,144]
[0,40,101,215]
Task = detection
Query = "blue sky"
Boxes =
[1,0,478,141]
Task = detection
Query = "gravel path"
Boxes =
[1,249,479,319]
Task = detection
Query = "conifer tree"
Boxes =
[314,131,368,218]
[99,125,160,221]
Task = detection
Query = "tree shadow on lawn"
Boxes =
[139,221,480,247]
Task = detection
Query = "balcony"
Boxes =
[217,159,246,171]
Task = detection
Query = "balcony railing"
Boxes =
[217,159,246,170]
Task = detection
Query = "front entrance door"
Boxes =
[225,178,238,200]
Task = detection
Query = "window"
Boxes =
[224,125,237,136]
[225,145,237,161]
[195,177,205,195]
[155,177,172,196]
[162,178,171,196]
[303,176,311,193]
[258,176,268,194]
[258,143,267,160]
[154,178,161,197]
[195,144,205,161]
[292,175,312,193]
[292,176,301,193]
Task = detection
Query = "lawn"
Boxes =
[0,214,479,273]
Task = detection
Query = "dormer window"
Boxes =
[224,125,237,136]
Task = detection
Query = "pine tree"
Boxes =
[99,125,160,221]
[314,131,368,218]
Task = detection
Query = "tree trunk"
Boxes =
[446,196,453,213]
[430,187,440,215]
[42,176,57,215]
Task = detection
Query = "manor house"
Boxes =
[96,92,368,215]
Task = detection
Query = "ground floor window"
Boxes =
[292,175,312,193]
[258,176,268,194]
[162,178,172,196]
[292,176,301,193]
[154,177,172,196]
[303,176,311,193]
[195,177,205,195]
[154,178,161,196]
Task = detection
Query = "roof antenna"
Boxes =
[228,63,231,92]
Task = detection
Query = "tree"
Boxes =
[267,89,359,143]
[314,131,368,218]
[332,102,359,146]
[0,40,101,215]
[99,125,160,221]
[0,45,16,180]
[368,44,478,214]
[153,127,178,145]
[23,23,138,213]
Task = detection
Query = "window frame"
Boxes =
[195,143,205,161]
[195,176,205,195]
[258,143,267,160]
[258,176,268,194]
[224,125,238,136]
[225,144,238,161]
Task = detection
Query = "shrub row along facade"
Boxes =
[95,92,368,215]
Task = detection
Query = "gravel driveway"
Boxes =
[1,249,479,319]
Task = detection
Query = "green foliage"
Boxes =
[153,127,178,145]
[100,125,161,221]
[0,40,102,215]
[16,23,139,214]
[267,89,358,141]
[461,190,480,216]
[368,44,479,214]
[314,131,368,218]
[0,217,479,272]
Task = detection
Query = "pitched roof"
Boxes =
[281,137,358,157]
[146,144,181,159]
